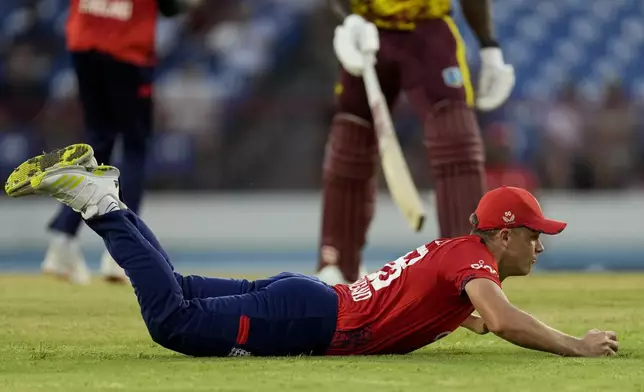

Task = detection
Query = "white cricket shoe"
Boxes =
[5,143,126,218]
[6,143,129,285]
[41,232,91,285]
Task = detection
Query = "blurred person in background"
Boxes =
[583,79,639,189]
[155,63,223,138]
[42,0,200,285]
[483,122,537,193]
[0,43,50,132]
[0,1,59,132]
[537,82,585,189]
[317,0,515,284]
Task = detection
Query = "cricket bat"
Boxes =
[362,54,426,232]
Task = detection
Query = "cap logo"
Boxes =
[502,211,515,224]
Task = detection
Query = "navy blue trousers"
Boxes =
[51,51,152,236]
[85,210,339,357]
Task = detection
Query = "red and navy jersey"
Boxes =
[66,0,159,66]
[326,235,501,355]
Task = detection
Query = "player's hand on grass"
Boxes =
[472,319,489,335]
[577,329,619,357]
[476,47,515,111]
[461,314,490,335]
[333,14,379,77]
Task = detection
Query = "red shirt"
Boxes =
[327,235,502,355]
[66,0,158,66]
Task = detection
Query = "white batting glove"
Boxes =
[476,47,515,111]
[333,14,380,77]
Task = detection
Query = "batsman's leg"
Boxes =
[404,18,486,237]
[318,114,378,284]
[318,59,400,284]
[436,105,485,237]
[422,99,486,237]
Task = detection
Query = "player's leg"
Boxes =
[5,147,338,357]
[156,272,338,357]
[127,213,257,299]
[84,208,233,356]
[5,145,242,354]
[403,17,486,238]
[44,51,116,284]
[318,34,401,284]
[97,54,154,282]
[88,209,253,355]
[106,208,335,353]
[111,179,298,299]
[93,214,335,356]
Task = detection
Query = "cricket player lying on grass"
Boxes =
[5,144,619,358]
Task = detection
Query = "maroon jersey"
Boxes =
[326,235,502,355]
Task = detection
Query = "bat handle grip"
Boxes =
[362,52,377,68]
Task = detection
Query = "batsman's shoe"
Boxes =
[5,144,96,197]
[5,144,126,219]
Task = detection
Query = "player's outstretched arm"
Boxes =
[460,314,489,335]
[464,279,619,357]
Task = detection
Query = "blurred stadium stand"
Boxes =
[451,0,644,191]
[1,0,642,191]
[0,0,315,188]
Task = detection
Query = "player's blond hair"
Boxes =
[469,213,500,241]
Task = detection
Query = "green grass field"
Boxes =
[0,273,643,392]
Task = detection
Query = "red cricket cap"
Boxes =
[473,186,567,235]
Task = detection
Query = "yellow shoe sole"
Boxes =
[4,144,94,197]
